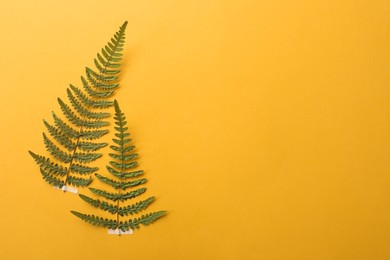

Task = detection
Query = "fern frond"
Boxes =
[72,99,166,233]
[95,174,147,190]
[30,21,128,189]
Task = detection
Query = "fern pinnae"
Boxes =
[29,21,128,189]
[69,84,113,109]
[29,151,68,176]
[95,173,147,190]
[43,120,76,151]
[70,163,98,175]
[66,89,110,120]
[72,101,166,233]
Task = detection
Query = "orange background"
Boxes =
[1,1,390,259]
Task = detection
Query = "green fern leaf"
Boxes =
[106,166,144,179]
[95,173,147,190]
[118,197,155,216]
[70,163,98,175]
[72,100,166,233]
[108,153,138,161]
[79,194,118,214]
[67,175,92,187]
[77,141,107,152]
[88,187,146,202]
[119,211,167,231]
[109,161,138,170]
[58,98,109,129]
[30,21,128,189]
[70,211,117,229]
[73,152,102,163]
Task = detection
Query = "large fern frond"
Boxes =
[29,21,128,189]
[72,101,166,233]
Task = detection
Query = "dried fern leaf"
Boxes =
[29,21,128,188]
[72,101,166,233]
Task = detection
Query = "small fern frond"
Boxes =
[72,100,166,233]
